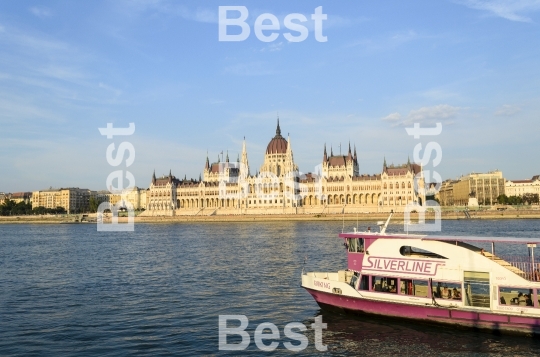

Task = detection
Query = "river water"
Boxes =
[1,219,540,356]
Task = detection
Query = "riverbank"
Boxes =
[1,210,540,224]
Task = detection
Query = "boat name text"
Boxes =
[363,256,444,276]
[314,280,331,289]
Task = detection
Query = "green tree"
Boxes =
[523,193,539,205]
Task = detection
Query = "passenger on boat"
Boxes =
[480,248,486,256]
[452,288,461,299]
[534,269,540,281]
[500,296,507,305]
[526,294,533,307]
[518,292,527,306]
[442,286,450,299]
[435,282,442,298]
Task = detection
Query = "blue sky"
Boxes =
[1,0,539,192]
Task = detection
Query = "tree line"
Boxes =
[0,199,66,216]
[497,194,540,205]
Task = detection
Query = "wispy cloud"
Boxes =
[494,104,521,116]
[456,0,540,22]
[224,61,275,76]
[29,7,52,18]
[260,42,284,52]
[382,104,461,126]
[381,112,402,122]
[120,0,218,23]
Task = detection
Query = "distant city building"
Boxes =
[32,188,93,213]
[11,192,32,205]
[452,171,505,206]
[505,175,540,197]
[438,179,458,206]
[94,188,147,210]
[142,121,426,216]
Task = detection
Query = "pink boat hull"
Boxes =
[305,287,540,335]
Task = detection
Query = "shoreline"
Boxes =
[1,210,540,224]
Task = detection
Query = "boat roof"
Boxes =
[339,232,540,244]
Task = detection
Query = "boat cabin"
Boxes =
[339,231,540,311]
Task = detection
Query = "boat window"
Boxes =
[463,271,490,308]
[359,275,370,291]
[350,272,359,289]
[356,238,364,252]
[347,238,356,252]
[400,279,429,298]
[499,287,534,307]
[372,276,398,294]
[399,246,447,259]
[432,281,462,300]
[347,238,365,253]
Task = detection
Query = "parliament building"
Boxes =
[141,121,425,216]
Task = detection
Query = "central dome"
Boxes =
[266,120,288,154]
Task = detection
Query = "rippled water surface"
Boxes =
[1,219,540,356]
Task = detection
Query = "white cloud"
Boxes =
[381,112,402,122]
[456,0,540,22]
[407,104,460,123]
[382,104,461,126]
[30,7,52,18]
[494,104,521,116]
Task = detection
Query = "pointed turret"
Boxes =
[205,154,210,170]
[276,117,281,137]
[152,170,156,185]
[286,134,291,155]
[331,145,334,157]
[240,137,250,177]
[226,150,229,163]
[323,143,328,162]
[354,145,358,164]
[347,141,352,160]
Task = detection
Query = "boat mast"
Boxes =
[379,210,394,234]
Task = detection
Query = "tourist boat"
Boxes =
[301,212,540,335]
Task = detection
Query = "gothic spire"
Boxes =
[331,145,334,157]
[226,150,229,163]
[276,117,281,137]
[323,143,328,162]
[205,154,210,170]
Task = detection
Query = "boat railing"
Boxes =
[496,255,540,282]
